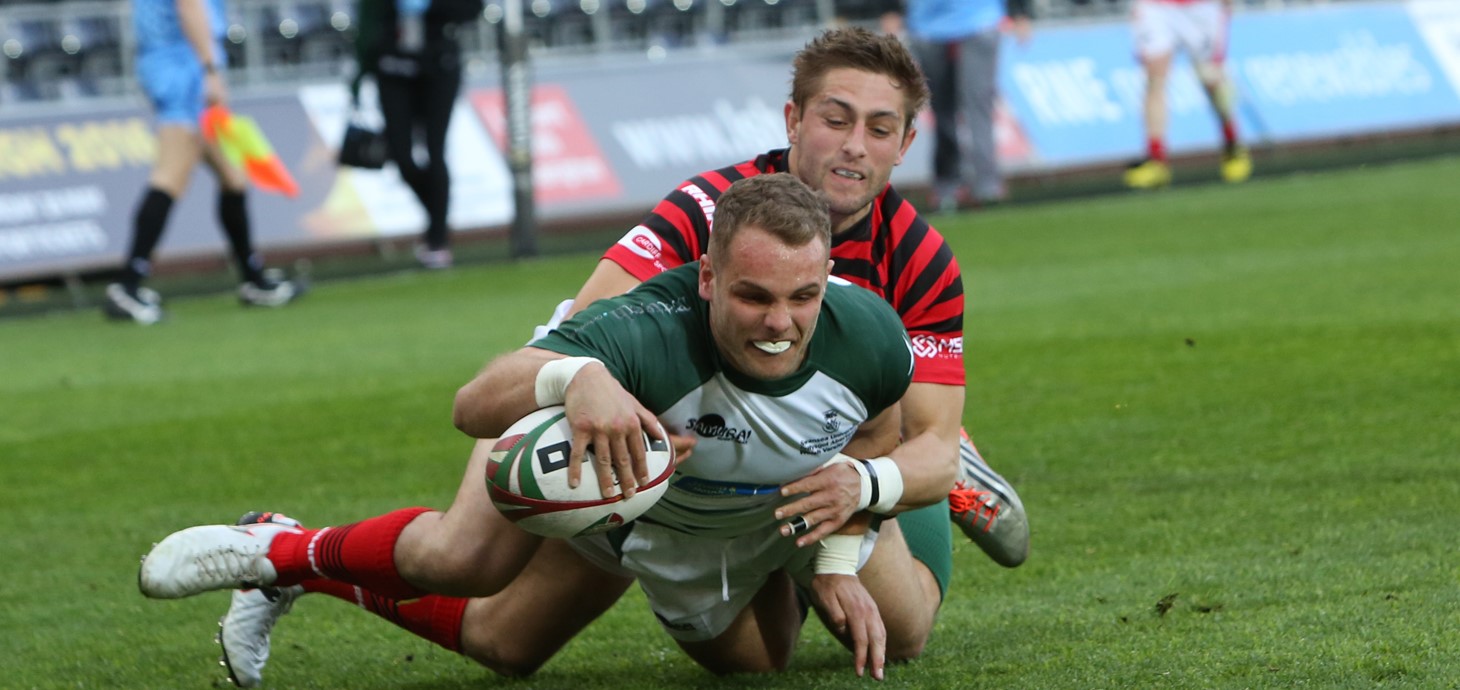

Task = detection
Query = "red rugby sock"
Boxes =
[267,507,431,599]
[1148,138,1167,163]
[303,579,467,653]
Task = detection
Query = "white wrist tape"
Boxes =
[533,356,602,407]
[814,533,862,576]
[831,453,904,515]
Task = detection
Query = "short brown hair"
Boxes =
[709,173,831,262]
[791,27,929,135]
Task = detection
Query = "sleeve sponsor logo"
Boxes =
[618,225,663,260]
[911,334,963,360]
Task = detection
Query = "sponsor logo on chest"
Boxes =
[687,413,753,444]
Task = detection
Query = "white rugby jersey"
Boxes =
[533,263,914,538]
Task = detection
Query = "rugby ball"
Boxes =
[486,405,675,538]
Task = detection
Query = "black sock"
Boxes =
[218,190,264,284]
[123,187,174,289]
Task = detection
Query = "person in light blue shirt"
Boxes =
[105,0,299,324]
[888,0,1031,211]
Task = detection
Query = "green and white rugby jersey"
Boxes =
[533,263,914,538]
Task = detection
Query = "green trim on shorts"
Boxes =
[894,498,953,600]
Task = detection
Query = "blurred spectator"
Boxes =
[105,0,300,325]
[353,0,483,269]
[1123,0,1251,189]
[887,0,1032,211]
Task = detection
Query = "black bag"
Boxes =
[338,120,388,169]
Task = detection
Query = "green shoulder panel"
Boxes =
[531,265,717,414]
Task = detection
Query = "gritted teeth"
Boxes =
[833,168,864,180]
[753,340,792,354]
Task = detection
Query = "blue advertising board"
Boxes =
[998,2,1460,169]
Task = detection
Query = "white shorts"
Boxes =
[570,520,877,642]
[527,298,577,345]
[1132,0,1229,65]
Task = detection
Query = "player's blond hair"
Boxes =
[791,26,930,135]
[708,173,831,262]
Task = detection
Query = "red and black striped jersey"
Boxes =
[602,148,965,386]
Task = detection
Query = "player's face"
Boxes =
[785,68,917,234]
[699,226,833,381]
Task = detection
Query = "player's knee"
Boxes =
[1194,60,1225,85]
[399,519,510,595]
[886,633,928,663]
[464,646,551,678]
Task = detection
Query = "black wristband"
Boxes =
[858,458,880,509]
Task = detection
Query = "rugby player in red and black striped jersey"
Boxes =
[163,27,1029,687]
[595,148,965,387]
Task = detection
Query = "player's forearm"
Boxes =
[885,381,964,510]
[453,348,563,438]
[175,0,218,69]
[884,430,959,509]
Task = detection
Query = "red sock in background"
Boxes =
[1148,138,1167,163]
[303,579,468,653]
[268,507,431,599]
[1221,121,1239,150]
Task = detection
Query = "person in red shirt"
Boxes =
[138,27,1028,686]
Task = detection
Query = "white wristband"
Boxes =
[533,356,601,407]
[831,453,903,515]
[814,533,862,576]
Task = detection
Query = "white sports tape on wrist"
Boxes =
[829,453,904,515]
[815,533,862,576]
[533,356,601,407]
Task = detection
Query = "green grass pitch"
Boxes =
[3,156,1458,689]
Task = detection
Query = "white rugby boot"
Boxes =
[138,521,300,599]
[218,583,303,687]
[216,512,305,688]
[949,434,1030,568]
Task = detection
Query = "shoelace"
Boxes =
[948,482,1001,533]
[198,540,268,587]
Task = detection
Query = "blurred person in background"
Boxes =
[1123,0,1251,189]
[883,0,1032,212]
[105,0,300,325]
[352,0,482,270]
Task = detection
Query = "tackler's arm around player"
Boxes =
[453,347,665,500]
[887,380,964,502]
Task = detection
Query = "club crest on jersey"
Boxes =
[822,410,841,433]
[687,414,752,444]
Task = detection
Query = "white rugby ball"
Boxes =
[486,405,674,538]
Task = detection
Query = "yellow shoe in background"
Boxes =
[1221,147,1253,183]
[1124,159,1172,189]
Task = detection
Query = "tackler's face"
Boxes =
[699,225,833,381]
[785,67,916,233]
